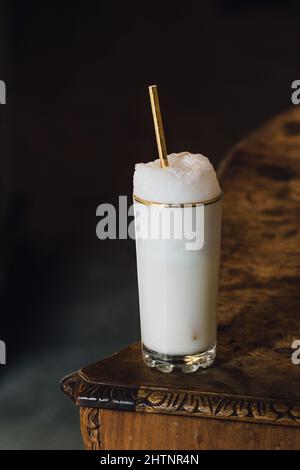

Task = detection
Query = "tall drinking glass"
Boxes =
[134,192,222,373]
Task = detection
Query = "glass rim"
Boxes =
[133,192,222,208]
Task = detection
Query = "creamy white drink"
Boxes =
[134,151,222,373]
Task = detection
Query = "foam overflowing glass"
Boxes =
[133,152,222,373]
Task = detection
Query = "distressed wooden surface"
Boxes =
[96,408,300,450]
[62,108,300,433]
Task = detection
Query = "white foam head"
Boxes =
[134,151,221,204]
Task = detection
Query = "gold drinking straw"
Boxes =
[148,85,169,168]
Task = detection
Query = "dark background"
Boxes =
[0,0,299,449]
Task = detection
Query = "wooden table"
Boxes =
[61,108,300,450]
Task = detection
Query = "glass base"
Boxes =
[142,343,216,373]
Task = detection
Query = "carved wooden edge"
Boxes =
[60,371,138,411]
[61,372,300,428]
[80,407,102,450]
[136,387,300,428]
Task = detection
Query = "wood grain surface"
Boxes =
[94,408,300,450]
[62,108,300,431]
